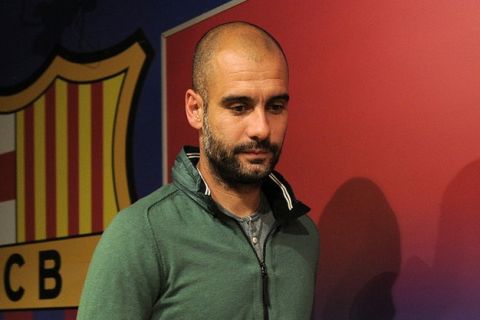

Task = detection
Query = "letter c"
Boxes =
[3,253,25,301]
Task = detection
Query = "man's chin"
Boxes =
[240,159,268,171]
[229,173,267,186]
[218,163,273,187]
[239,165,272,180]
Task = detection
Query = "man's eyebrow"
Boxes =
[267,94,290,103]
[221,94,290,106]
[221,95,254,106]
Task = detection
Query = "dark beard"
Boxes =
[202,118,281,188]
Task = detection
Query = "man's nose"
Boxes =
[246,107,270,141]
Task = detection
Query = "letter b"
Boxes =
[39,250,62,299]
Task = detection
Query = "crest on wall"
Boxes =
[0,31,151,310]
[0,31,150,242]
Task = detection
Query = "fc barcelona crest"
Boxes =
[0,31,151,310]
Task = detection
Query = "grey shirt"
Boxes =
[217,193,276,261]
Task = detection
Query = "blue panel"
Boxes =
[0,0,233,199]
[33,310,64,320]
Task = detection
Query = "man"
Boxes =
[78,21,319,320]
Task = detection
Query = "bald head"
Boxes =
[192,22,288,102]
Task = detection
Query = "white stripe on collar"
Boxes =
[186,152,200,158]
[268,173,293,211]
[186,152,210,195]
[196,166,211,196]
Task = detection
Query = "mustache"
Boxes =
[233,139,279,154]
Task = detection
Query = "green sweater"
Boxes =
[78,146,319,320]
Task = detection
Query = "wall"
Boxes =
[0,0,231,318]
[164,1,480,319]
[1,0,480,318]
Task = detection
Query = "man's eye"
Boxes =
[230,105,248,113]
[268,104,286,114]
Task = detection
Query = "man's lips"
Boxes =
[241,149,269,155]
[239,150,271,162]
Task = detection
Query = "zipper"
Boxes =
[234,220,277,320]
[260,261,270,320]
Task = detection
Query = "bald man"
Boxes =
[78,22,319,320]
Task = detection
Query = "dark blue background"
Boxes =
[0,0,230,199]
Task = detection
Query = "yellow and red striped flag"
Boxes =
[13,77,124,241]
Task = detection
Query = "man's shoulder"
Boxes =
[283,213,320,242]
[299,214,319,237]
[111,181,205,229]
[108,183,182,227]
[130,183,180,212]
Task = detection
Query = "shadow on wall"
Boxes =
[395,160,480,319]
[313,178,401,320]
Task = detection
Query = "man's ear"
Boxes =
[185,89,204,130]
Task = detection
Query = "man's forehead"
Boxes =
[205,48,288,102]
[215,82,289,106]
[216,32,284,62]
[211,46,287,78]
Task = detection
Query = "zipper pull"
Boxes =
[260,262,270,307]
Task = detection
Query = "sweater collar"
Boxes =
[172,146,310,222]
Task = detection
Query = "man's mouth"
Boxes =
[233,141,277,159]
[241,149,269,155]
[245,149,269,154]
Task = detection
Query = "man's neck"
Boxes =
[198,157,261,218]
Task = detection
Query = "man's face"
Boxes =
[200,48,289,187]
